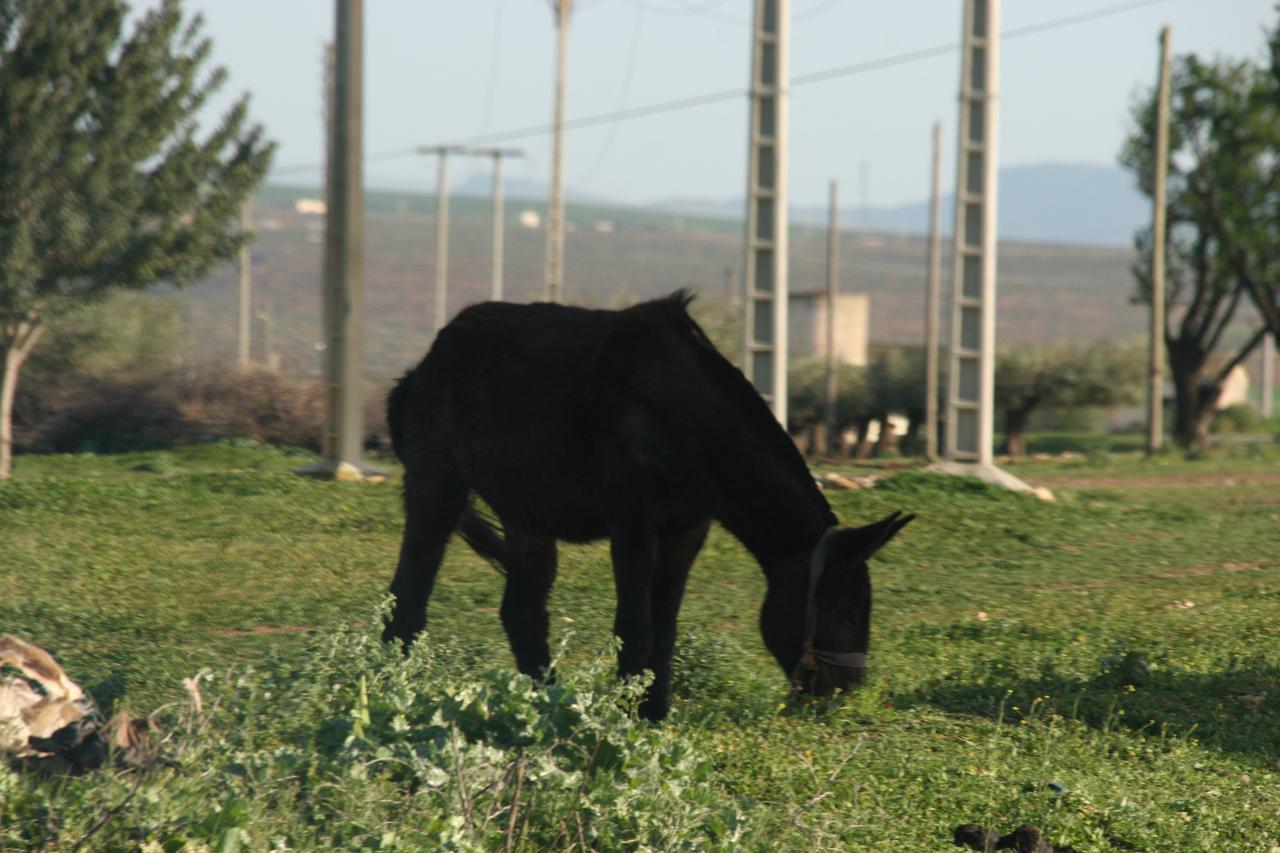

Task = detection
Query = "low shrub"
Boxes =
[1,624,743,851]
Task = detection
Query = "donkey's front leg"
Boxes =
[609,528,658,685]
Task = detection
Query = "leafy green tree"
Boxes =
[1193,15,1280,341]
[0,0,274,477]
[1121,47,1272,448]
[995,343,1144,457]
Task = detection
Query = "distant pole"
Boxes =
[945,0,1000,466]
[545,0,573,302]
[824,179,839,454]
[236,199,252,369]
[1147,25,1172,455]
[490,151,506,300]
[724,265,738,307]
[468,147,523,301]
[434,150,451,336]
[299,0,381,480]
[742,0,790,426]
[925,120,942,461]
[1263,333,1274,418]
[257,299,278,373]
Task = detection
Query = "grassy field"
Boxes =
[2,442,1279,850]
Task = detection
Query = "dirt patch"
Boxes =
[1048,561,1264,592]
[210,625,317,638]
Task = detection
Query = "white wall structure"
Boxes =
[788,291,869,367]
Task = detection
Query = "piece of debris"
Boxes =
[953,823,1081,853]
[1,634,93,756]
[1231,692,1265,708]
[975,611,990,622]
[1172,599,1196,609]
[817,472,881,491]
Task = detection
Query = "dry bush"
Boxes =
[17,366,328,454]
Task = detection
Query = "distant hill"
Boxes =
[655,163,1150,248]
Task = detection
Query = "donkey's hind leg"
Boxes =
[499,529,558,679]
[381,467,468,648]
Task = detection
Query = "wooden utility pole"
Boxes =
[299,0,381,481]
[824,179,839,454]
[546,0,572,302]
[1148,26,1172,455]
[945,0,1000,466]
[1263,333,1275,419]
[320,39,336,459]
[236,200,253,369]
[925,121,943,460]
[742,0,790,425]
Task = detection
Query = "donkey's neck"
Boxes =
[712,457,835,572]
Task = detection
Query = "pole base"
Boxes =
[295,458,389,484]
[924,461,1053,502]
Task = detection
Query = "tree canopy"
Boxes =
[0,0,274,477]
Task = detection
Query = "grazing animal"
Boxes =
[382,291,913,720]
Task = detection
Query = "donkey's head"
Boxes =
[760,511,914,697]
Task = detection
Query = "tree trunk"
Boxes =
[1168,340,1215,449]
[852,418,873,459]
[1004,407,1033,457]
[0,321,45,480]
[873,415,899,456]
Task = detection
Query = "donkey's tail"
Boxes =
[386,370,413,461]
[457,505,508,575]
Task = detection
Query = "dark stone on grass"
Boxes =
[954,823,999,850]
[953,823,1081,853]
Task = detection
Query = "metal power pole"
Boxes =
[300,0,381,480]
[1148,25,1172,455]
[471,148,523,301]
[236,200,252,369]
[945,0,1000,466]
[545,0,572,302]
[925,120,943,461]
[742,0,790,425]
[824,179,839,454]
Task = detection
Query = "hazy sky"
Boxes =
[138,0,1275,208]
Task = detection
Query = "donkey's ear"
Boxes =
[835,511,915,563]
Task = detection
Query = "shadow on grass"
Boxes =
[893,657,1280,764]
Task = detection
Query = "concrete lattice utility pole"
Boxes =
[298,0,383,482]
[824,179,839,454]
[933,0,1035,494]
[1147,26,1172,455]
[545,0,572,302]
[471,147,524,301]
[742,0,790,426]
[944,0,999,467]
[236,199,253,369]
[418,145,465,337]
[924,121,943,461]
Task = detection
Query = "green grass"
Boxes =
[3,442,1279,849]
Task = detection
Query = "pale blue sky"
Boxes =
[140,0,1275,207]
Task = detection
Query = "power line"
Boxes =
[572,0,646,186]
[271,0,1175,177]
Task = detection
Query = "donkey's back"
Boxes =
[388,292,719,542]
